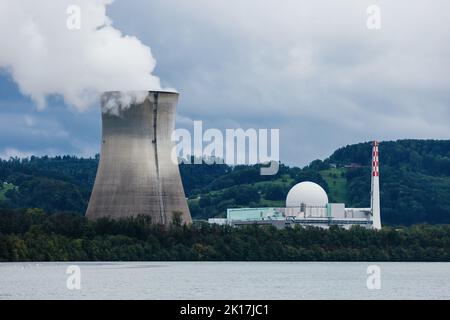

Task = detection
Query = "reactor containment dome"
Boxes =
[286,181,329,207]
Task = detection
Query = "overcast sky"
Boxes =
[1,0,449,166]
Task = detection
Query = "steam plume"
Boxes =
[0,0,162,112]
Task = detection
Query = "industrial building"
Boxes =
[209,141,382,230]
[86,91,192,225]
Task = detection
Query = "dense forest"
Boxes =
[0,139,450,225]
[1,208,449,262]
[325,140,450,225]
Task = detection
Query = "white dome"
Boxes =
[286,181,329,207]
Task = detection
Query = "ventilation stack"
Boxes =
[371,141,382,230]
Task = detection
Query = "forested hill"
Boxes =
[329,140,450,175]
[323,140,450,225]
[1,139,450,226]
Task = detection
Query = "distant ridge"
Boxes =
[1,139,449,226]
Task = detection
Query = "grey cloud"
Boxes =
[1,0,450,165]
[106,0,450,164]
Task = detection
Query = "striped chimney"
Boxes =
[371,141,382,230]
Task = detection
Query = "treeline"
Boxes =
[1,208,449,262]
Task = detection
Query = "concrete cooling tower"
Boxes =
[86,91,192,225]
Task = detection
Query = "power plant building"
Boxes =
[209,141,382,230]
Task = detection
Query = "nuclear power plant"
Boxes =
[209,141,382,230]
[86,90,380,230]
[86,91,192,225]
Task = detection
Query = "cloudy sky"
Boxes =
[1,0,449,166]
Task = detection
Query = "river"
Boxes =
[0,262,449,300]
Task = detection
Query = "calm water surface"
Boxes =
[0,262,449,300]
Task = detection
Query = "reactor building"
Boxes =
[209,141,382,230]
[86,91,192,225]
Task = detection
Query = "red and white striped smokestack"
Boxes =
[371,141,382,230]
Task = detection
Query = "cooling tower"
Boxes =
[86,91,192,225]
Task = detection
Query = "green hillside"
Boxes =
[319,168,347,203]
[187,173,295,218]
[1,140,450,226]
[0,183,16,201]
[325,140,450,225]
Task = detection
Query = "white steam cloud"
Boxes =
[101,91,149,116]
[0,0,163,112]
